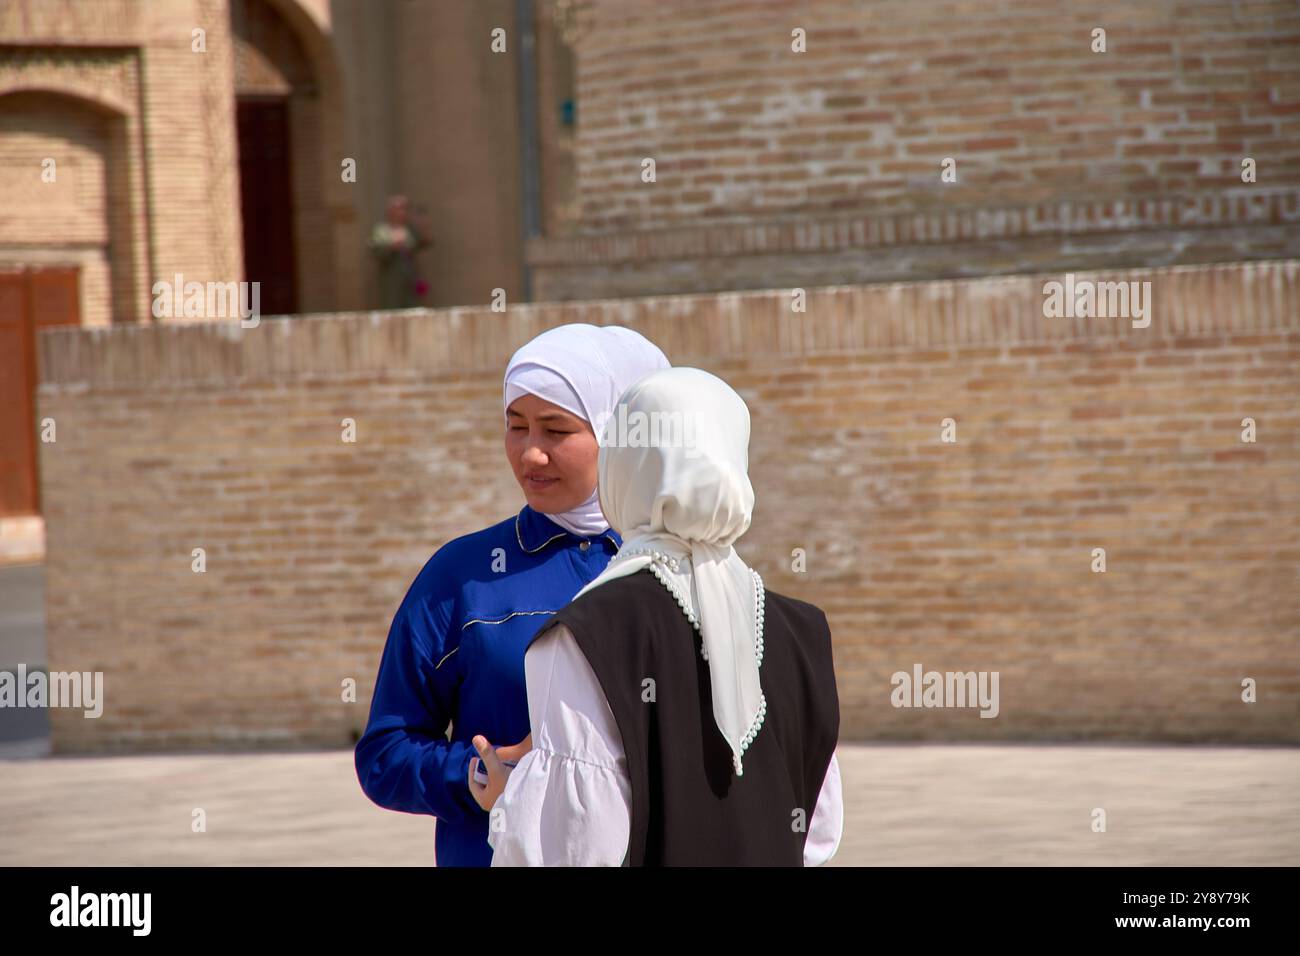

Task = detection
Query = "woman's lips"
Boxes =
[526,475,559,489]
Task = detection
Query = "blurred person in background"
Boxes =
[369,194,432,309]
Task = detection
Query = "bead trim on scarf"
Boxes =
[617,549,768,776]
[736,567,766,775]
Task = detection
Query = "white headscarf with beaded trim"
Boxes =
[573,366,765,777]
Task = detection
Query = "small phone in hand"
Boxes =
[472,751,518,787]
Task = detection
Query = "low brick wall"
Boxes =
[36,260,1300,751]
[530,192,1300,299]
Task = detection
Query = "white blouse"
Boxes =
[488,622,843,866]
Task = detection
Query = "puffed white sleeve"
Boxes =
[487,621,632,866]
[803,750,843,866]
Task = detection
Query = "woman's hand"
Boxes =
[468,733,533,811]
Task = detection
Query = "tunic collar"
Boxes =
[515,504,621,555]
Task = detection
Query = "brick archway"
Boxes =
[0,86,138,517]
[231,0,358,314]
[0,48,151,326]
[0,87,139,327]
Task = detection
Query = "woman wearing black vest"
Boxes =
[478,366,842,866]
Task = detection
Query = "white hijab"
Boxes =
[574,367,765,776]
[503,324,670,537]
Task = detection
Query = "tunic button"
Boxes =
[579,540,590,551]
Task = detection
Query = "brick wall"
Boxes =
[530,191,1300,299]
[570,0,1300,229]
[0,48,149,325]
[142,0,245,313]
[0,3,244,324]
[36,259,1300,752]
[0,90,114,327]
[1,0,543,316]
[531,0,1300,296]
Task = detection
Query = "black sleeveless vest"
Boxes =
[532,567,839,866]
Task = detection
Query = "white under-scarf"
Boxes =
[503,323,670,537]
[573,367,765,776]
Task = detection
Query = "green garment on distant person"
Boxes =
[369,222,430,309]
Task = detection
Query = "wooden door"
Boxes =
[236,97,298,316]
[0,266,80,516]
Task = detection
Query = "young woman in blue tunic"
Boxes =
[354,323,669,866]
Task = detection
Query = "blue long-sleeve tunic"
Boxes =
[354,504,622,867]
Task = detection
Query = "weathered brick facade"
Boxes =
[0,0,540,323]
[9,0,1297,315]
[7,1,1299,752]
[0,44,156,328]
[0,0,547,538]
[531,0,1300,296]
[36,260,1300,751]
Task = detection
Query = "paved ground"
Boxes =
[0,563,49,753]
[1,743,1295,865]
[4,564,1296,864]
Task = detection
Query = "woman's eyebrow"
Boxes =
[507,409,577,424]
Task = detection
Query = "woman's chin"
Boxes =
[524,487,574,513]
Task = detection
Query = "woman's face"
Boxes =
[505,394,600,514]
